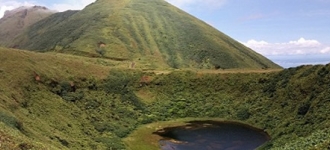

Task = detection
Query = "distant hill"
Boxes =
[3,0,281,69]
[0,6,55,46]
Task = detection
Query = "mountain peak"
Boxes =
[0,6,55,46]
[2,6,54,19]
[1,1,281,69]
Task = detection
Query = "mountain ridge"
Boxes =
[1,0,281,69]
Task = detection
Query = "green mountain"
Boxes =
[0,6,54,47]
[0,47,329,150]
[7,0,281,69]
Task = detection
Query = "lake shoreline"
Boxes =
[124,118,271,150]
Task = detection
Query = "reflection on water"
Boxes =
[154,120,270,150]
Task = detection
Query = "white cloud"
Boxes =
[321,47,330,54]
[0,5,14,18]
[288,38,321,47]
[0,1,36,18]
[242,38,330,56]
[0,0,95,18]
[165,0,226,10]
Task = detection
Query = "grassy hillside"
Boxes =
[9,0,280,70]
[0,6,54,47]
[0,47,329,149]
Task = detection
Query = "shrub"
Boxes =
[236,108,251,120]
[61,91,84,102]
[18,143,34,150]
[103,69,145,109]
[94,136,125,150]
[297,103,311,116]
[103,70,140,94]
[93,122,131,138]
[59,82,72,94]
[96,48,106,57]
[0,112,23,131]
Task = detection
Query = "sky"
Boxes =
[1,0,329,68]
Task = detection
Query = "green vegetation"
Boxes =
[3,0,281,70]
[0,47,329,149]
[0,1,327,150]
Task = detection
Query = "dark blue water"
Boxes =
[154,121,270,150]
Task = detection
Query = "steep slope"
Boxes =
[10,0,281,69]
[0,47,125,149]
[0,6,55,47]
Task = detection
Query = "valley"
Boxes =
[0,48,329,149]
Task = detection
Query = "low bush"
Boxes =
[0,112,23,131]
[236,108,251,120]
